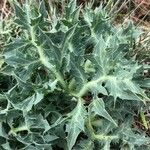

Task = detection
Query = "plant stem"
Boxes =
[140,111,148,130]
[9,125,29,136]
[76,76,108,97]
[94,134,118,141]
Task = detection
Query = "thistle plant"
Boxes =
[0,0,150,150]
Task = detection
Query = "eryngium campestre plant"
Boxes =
[0,0,150,149]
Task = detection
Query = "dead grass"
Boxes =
[0,0,12,19]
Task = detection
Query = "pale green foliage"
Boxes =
[66,99,86,150]
[90,97,117,126]
[0,0,150,150]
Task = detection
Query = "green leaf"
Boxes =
[73,139,94,150]
[39,0,47,18]
[7,92,43,112]
[61,25,77,68]
[0,123,8,139]
[37,29,61,67]
[65,0,77,20]
[66,99,87,150]
[13,3,29,29]
[0,1,150,149]
[70,60,87,89]
[91,97,117,126]
[1,142,12,150]
[138,78,150,88]
[105,77,149,104]
[26,114,51,133]
[92,35,109,75]
[90,83,108,96]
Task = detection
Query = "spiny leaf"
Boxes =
[66,99,87,150]
[6,92,44,112]
[0,0,150,149]
[90,97,117,126]
[105,77,149,104]
[13,3,29,29]
[39,0,47,18]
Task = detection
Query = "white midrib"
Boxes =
[25,3,66,89]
